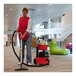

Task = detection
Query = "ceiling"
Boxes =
[4,4,72,32]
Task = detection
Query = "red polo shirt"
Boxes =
[19,16,30,40]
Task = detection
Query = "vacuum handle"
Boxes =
[19,32,22,49]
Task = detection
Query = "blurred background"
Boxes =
[4,4,72,48]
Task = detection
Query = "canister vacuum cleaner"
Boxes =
[12,31,50,71]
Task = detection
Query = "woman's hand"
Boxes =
[20,31,28,39]
[16,27,19,32]
[20,34,25,39]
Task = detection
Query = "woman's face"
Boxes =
[22,10,27,17]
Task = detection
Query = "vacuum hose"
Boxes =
[12,30,20,61]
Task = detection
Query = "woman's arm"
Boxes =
[24,19,32,36]
[26,18,32,32]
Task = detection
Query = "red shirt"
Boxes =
[19,16,30,40]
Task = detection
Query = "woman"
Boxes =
[16,7,32,65]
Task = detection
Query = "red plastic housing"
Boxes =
[38,44,48,50]
[36,57,49,64]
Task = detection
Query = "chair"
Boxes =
[49,41,69,55]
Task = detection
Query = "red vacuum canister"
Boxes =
[34,44,50,65]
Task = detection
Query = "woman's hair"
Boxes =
[22,7,28,13]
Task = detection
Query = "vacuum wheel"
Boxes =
[46,59,50,65]
[33,58,37,64]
